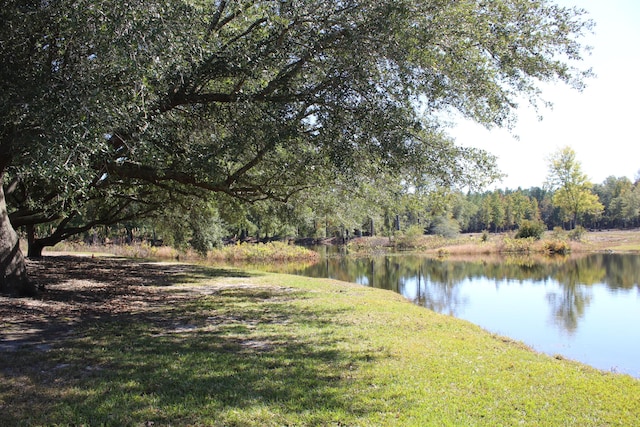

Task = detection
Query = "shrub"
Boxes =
[149,245,180,259]
[501,237,534,253]
[183,208,228,256]
[544,239,571,254]
[436,248,450,258]
[568,225,586,242]
[551,226,567,240]
[347,237,392,253]
[515,220,546,240]
[430,216,460,239]
[480,230,489,242]
[396,224,426,249]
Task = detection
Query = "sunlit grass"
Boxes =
[1,263,638,426]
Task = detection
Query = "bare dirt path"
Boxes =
[0,256,245,352]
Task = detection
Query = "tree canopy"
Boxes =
[1,0,594,295]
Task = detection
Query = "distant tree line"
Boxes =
[453,176,639,233]
[44,171,638,253]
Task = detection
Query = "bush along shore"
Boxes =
[1,256,638,426]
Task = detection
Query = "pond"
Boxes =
[259,251,640,378]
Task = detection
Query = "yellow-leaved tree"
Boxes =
[545,146,603,229]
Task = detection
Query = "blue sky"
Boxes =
[449,0,640,190]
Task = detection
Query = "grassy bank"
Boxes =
[1,257,638,426]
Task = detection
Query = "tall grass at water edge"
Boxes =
[49,240,319,262]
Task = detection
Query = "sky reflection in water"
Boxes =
[287,252,640,378]
[410,276,640,377]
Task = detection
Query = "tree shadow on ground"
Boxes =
[0,257,379,424]
[29,255,255,287]
[0,256,259,352]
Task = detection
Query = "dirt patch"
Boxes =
[0,256,258,352]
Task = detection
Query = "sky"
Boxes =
[449,0,640,190]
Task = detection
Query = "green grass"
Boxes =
[1,263,639,426]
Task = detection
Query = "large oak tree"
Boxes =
[1,0,593,295]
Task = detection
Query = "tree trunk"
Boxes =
[25,223,45,258]
[0,178,36,297]
[26,224,46,258]
[27,242,45,258]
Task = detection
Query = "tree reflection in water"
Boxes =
[269,252,639,334]
[256,251,640,376]
[546,285,593,335]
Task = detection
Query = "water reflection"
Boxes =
[260,252,640,377]
[546,284,593,334]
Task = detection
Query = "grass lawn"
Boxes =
[1,256,639,426]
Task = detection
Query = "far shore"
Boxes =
[345,228,640,257]
[41,228,640,262]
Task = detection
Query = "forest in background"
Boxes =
[35,170,639,255]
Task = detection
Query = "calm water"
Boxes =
[265,252,640,378]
